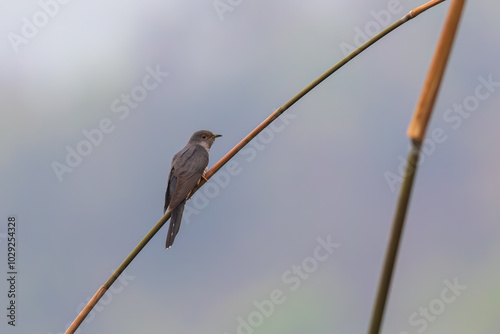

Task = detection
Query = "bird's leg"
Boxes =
[201,167,209,182]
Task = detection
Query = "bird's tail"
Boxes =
[166,199,186,249]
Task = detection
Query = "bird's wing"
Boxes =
[168,145,209,210]
[164,166,176,213]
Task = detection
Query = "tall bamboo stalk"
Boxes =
[65,1,447,332]
[367,1,466,334]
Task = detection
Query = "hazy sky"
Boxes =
[1,1,499,333]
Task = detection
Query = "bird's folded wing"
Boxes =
[164,166,176,213]
[168,146,209,210]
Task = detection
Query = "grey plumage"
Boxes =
[164,130,221,249]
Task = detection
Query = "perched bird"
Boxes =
[164,130,222,249]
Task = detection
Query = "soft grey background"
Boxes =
[1,0,499,333]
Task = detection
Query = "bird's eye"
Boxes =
[201,134,208,140]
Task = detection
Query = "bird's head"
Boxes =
[189,130,222,149]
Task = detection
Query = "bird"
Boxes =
[164,130,222,249]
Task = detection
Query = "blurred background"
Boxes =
[1,0,499,333]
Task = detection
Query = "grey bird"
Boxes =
[164,130,222,249]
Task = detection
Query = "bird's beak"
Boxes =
[212,134,222,139]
